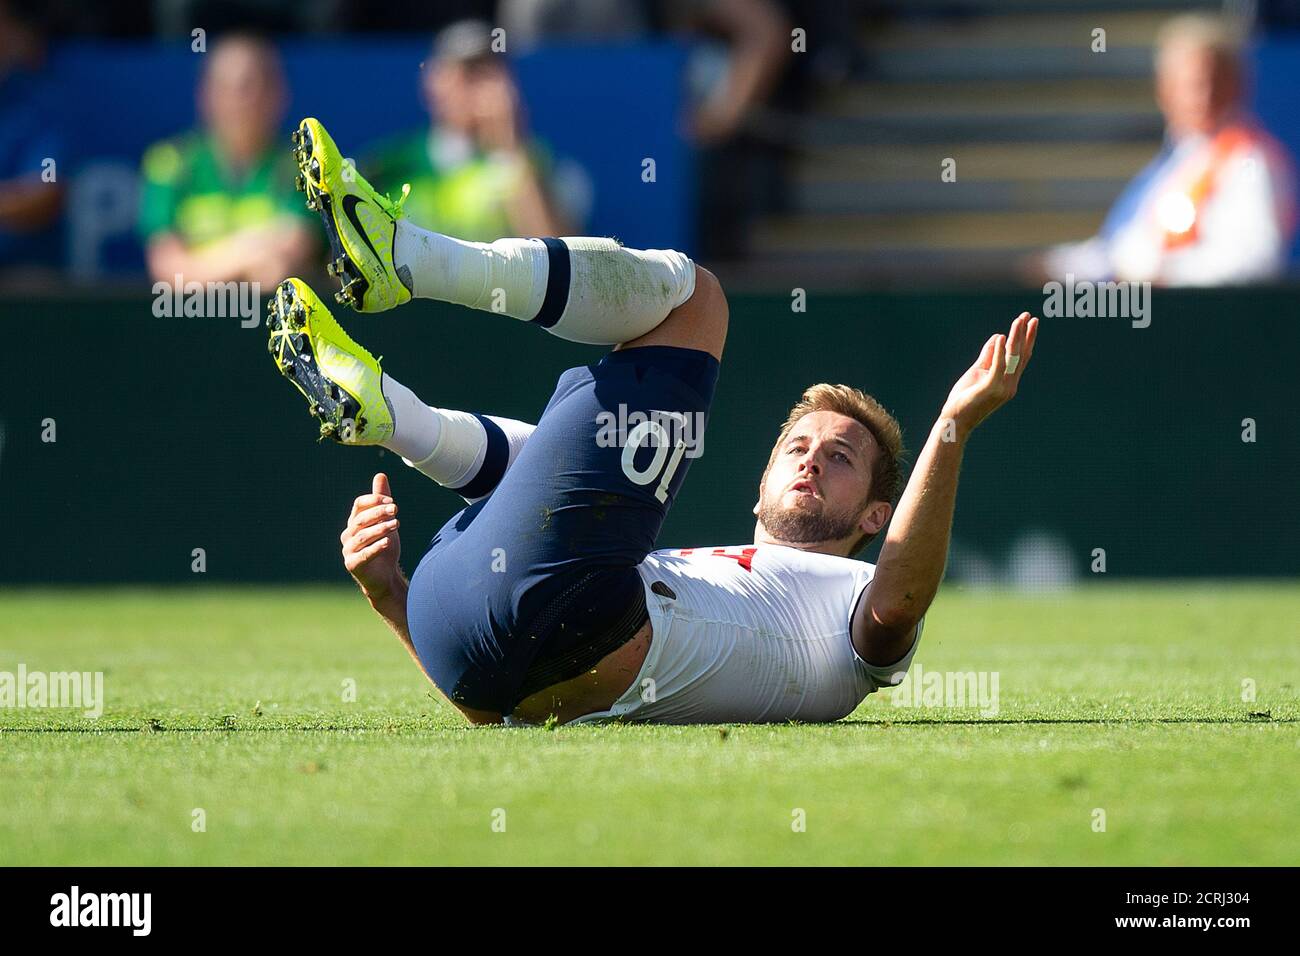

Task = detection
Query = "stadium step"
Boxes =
[862,45,1151,83]
[789,140,1155,214]
[818,78,1159,118]
[792,178,1123,215]
[717,247,1046,289]
[857,9,1166,83]
[794,108,1161,145]
[750,210,1105,253]
[794,141,1157,182]
[735,0,1223,281]
[872,0,1220,13]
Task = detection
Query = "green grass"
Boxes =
[1,584,1296,865]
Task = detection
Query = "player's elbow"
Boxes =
[867,596,925,641]
[854,609,919,668]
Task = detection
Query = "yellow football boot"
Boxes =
[266,278,394,444]
[291,117,412,312]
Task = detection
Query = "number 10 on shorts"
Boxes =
[621,418,690,503]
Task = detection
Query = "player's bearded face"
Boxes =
[756,412,877,545]
[756,479,866,544]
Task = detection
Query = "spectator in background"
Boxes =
[364,19,571,242]
[673,0,792,148]
[500,0,648,45]
[140,33,317,287]
[1032,14,1296,286]
[674,0,791,258]
[500,0,792,258]
[0,0,66,272]
[500,0,791,144]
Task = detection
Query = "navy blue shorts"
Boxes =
[406,345,720,714]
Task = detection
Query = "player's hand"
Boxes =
[341,473,402,600]
[472,69,524,153]
[940,312,1039,437]
[689,95,746,145]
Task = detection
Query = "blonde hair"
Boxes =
[766,383,906,552]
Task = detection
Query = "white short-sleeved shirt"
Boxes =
[570,543,923,724]
[1044,130,1296,286]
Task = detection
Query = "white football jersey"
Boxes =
[571,543,923,724]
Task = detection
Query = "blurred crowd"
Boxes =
[2,0,1299,289]
[3,0,807,286]
[1025,14,1296,287]
[135,26,581,289]
[0,1,64,269]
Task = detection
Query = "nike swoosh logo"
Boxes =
[340,194,384,268]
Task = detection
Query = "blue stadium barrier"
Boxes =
[40,38,695,276]
[1252,34,1300,267]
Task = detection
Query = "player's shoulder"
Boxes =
[754,547,877,595]
[759,543,872,568]
[648,544,754,563]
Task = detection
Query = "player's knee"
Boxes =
[693,266,727,322]
[683,265,728,360]
[616,263,728,361]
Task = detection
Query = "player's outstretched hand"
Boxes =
[341,473,402,599]
[940,312,1039,437]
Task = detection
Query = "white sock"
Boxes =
[382,373,441,463]
[394,226,549,316]
[381,373,535,500]
[392,223,696,345]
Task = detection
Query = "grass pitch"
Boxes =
[1,584,1296,865]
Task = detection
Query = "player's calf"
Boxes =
[391,227,698,346]
[268,278,535,499]
[294,120,703,348]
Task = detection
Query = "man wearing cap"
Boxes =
[362,19,571,242]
